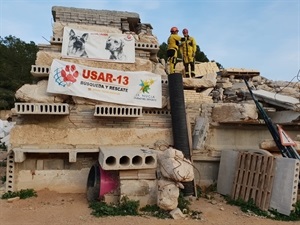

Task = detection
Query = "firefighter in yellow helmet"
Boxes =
[167,27,182,74]
[180,28,197,77]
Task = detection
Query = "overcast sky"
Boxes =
[0,0,299,81]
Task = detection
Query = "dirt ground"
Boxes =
[0,150,298,225]
[0,188,299,225]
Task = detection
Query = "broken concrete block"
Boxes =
[157,178,179,211]
[157,147,194,182]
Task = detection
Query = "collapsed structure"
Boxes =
[3,6,300,215]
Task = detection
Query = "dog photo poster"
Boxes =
[47,59,162,108]
[61,27,135,63]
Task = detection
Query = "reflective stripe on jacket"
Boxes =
[180,35,197,63]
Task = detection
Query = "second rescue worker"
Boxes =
[167,27,182,74]
[180,28,197,78]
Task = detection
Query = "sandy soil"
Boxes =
[1,187,299,225]
[0,150,298,225]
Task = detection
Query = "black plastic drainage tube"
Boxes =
[168,73,195,196]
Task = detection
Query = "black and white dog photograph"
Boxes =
[105,35,127,60]
[62,27,134,62]
[66,29,89,58]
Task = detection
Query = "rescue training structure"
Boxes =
[2,6,300,215]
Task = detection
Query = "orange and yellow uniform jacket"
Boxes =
[167,34,182,52]
[180,35,197,63]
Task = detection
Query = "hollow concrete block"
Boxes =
[98,146,157,170]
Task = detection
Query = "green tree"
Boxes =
[194,45,209,62]
[157,42,168,61]
[0,35,38,109]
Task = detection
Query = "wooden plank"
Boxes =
[244,154,257,201]
[251,154,262,202]
[262,156,275,210]
[259,156,270,210]
[231,152,242,198]
[232,152,246,200]
[240,153,252,199]
[256,155,268,209]
[265,156,275,207]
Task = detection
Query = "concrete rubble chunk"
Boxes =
[170,208,185,219]
[120,179,157,207]
[267,110,300,124]
[157,178,179,211]
[157,147,194,182]
[15,80,67,103]
[7,196,20,203]
[250,89,300,111]
[182,73,217,89]
[211,103,258,122]
[259,139,300,152]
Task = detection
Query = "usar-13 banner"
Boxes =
[47,59,162,108]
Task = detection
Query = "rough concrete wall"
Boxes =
[14,154,96,193]
[10,106,173,148]
[204,125,274,156]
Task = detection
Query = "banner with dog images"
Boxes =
[47,59,162,108]
[61,27,135,63]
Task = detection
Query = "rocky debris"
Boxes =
[15,80,68,103]
[259,139,300,153]
[0,119,15,149]
[156,147,194,211]
[211,103,258,123]
[157,147,194,182]
[7,196,20,203]
[170,208,185,219]
[157,178,180,210]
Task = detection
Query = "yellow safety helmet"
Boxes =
[170,27,179,33]
[182,28,189,34]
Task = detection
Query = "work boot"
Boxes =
[191,72,195,78]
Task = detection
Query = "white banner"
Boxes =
[47,59,162,108]
[61,27,135,63]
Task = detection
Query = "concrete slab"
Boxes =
[251,89,300,111]
[269,157,300,216]
[217,150,239,196]
[268,111,300,123]
[192,117,209,150]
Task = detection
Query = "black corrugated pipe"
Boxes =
[168,73,195,196]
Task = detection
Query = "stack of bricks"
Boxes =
[136,23,153,35]
[52,6,139,28]
[51,6,153,35]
